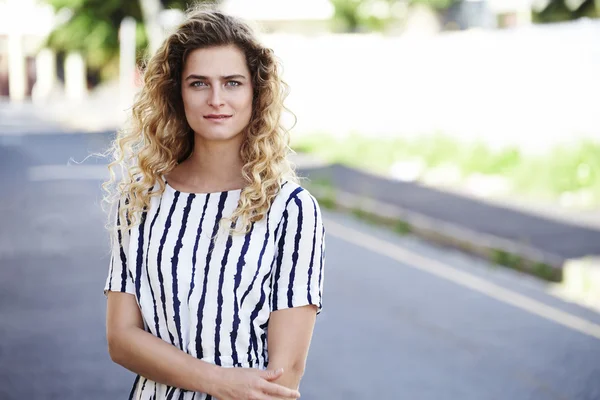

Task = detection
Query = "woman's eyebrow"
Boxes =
[185,74,247,81]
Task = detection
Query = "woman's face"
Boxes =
[181,44,253,142]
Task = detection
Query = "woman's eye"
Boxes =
[191,81,206,88]
[227,81,241,87]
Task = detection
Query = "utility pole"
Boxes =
[7,0,26,102]
[119,17,137,112]
[138,0,164,55]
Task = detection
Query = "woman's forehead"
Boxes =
[183,45,249,76]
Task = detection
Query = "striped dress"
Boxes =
[104,176,325,400]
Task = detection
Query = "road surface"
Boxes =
[1,131,599,399]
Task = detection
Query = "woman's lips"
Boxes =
[204,115,232,122]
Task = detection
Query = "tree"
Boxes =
[410,0,457,9]
[533,0,599,23]
[45,0,216,83]
[330,0,364,32]
[329,0,459,33]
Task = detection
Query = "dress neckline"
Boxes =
[163,177,244,196]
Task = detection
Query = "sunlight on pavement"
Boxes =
[28,165,110,181]
[324,218,600,340]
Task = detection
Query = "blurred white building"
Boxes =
[220,0,334,34]
[443,0,541,30]
[0,0,57,99]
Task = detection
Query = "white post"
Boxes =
[7,32,26,102]
[6,0,28,102]
[32,48,57,103]
[139,0,164,55]
[119,17,137,112]
[64,52,87,101]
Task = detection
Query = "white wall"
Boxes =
[262,19,600,154]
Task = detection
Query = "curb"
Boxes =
[302,178,600,312]
[306,183,564,281]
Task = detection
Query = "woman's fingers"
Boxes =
[260,368,284,381]
[260,380,300,399]
[257,368,300,398]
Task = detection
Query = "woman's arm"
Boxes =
[266,304,318,392]
[106,291,220,393]
[106,291,301,399]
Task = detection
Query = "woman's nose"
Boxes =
[208,87,224,108]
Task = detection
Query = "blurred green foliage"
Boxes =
[329,0,458,32]
[533,0,599,23]
[45,0,214,82]
[328,0,599,32]
[292,132,600,204]
[330,0,361,32]
[410,0,458,10]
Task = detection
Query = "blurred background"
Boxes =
[1,0,600,399]
[2,0,600,206]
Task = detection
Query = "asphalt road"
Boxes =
[1,131,599,400]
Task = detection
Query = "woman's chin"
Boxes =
[193,128,245,142]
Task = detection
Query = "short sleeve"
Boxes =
[271,189,326,315]
[103,198,135,297]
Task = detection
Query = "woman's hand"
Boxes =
[211,367,300,400]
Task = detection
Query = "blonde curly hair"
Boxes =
[102,5,301,242]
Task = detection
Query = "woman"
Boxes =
[102,6,326,400]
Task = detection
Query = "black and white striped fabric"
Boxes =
[104,176,326,400]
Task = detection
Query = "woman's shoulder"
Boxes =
[278,179,313,200]
[274,179,322,214]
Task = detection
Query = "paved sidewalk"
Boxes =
[0,82,125,135]
[0,100,66,134]
[298,163,600,263]
[297,162,600,311]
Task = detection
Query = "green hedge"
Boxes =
[292,132,600,204]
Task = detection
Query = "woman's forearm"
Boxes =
[267,363,304,392]
[108,326,221,394]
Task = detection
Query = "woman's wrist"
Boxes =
[190,359,223,394]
